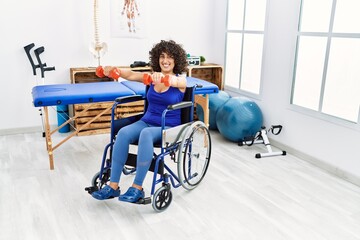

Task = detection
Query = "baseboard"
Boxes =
[0,126,43,136]
[269,138,360,187]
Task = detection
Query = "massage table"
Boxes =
[32,77,218,170]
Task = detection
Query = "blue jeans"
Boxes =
[109,120,163,187]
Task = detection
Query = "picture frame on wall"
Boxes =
[110,0,147,39]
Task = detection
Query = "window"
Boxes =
[224,0,267,95]
[292,0,360,123]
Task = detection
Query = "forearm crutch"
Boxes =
[24,43,40,76]
[34,46,56,81]
[24,43,55,137]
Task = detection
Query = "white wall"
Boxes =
[0,0,221,132]
[1,0,359,184]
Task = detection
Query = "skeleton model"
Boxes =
[89,0,107,65]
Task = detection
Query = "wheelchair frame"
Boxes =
[85,86,212,212]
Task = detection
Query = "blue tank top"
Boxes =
[141,85,185,127]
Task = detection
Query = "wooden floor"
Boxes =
[1,130,360,240]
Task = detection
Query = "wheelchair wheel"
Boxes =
[91,167,111,190]
[177,121,211,190]
[152,184,172,212]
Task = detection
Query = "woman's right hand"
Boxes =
[151,72,165,85]
[103,66,116,76]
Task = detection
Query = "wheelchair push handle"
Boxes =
[142,74,171,86]
[115,95,143,104]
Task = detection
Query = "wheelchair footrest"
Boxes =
[135,197,152,205]
[85,186,98,194]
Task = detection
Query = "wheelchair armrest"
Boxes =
[167,101,193,111]
[161,101,193,133]
[115,95,143,104]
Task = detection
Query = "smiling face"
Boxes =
[159,52,175,75]
[149,40,188,75]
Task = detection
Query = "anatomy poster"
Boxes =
[110,0,147,38]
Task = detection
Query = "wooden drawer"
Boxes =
[72,100,144,136]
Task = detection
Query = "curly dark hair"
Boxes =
[149,40,188,75]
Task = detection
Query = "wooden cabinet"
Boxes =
[69,64,223,135]
[187,64,223,90]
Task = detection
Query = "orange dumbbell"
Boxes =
[95,66,105,78]
[96,66,121,80]
[108,68,121,80]
[143,74,152,85]
[143,74,170,86]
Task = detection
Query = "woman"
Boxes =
[91,40,188,203]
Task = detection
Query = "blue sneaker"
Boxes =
[119,187,144,203]
[91,185,120,200]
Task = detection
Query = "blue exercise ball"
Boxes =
[196,91,231,130]
[216,97,263,142]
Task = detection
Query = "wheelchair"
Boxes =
[85,85,212,212]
